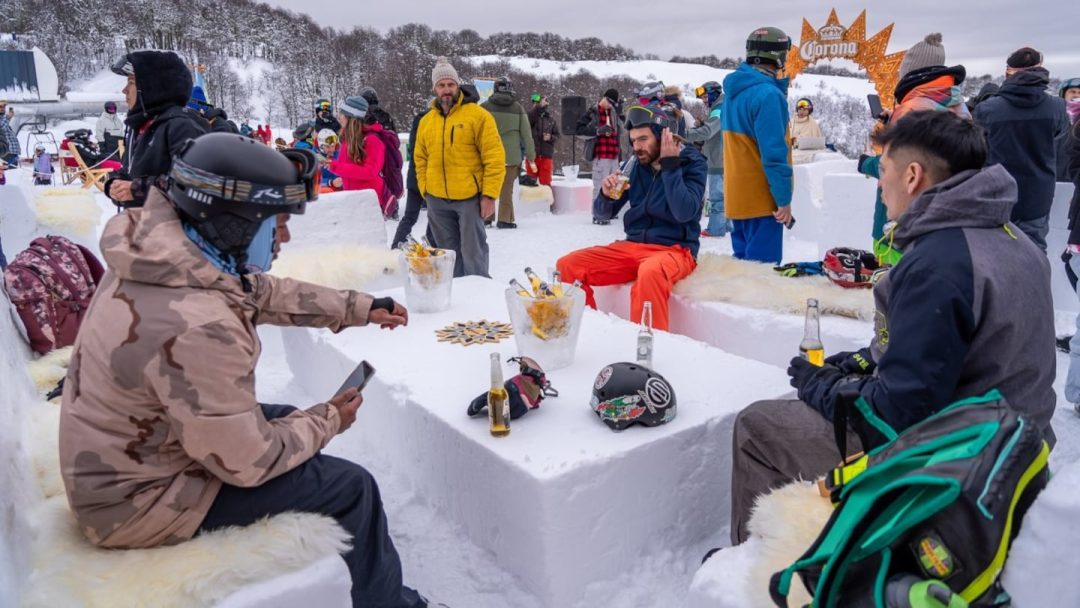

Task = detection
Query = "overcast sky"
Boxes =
[262,1,1079,80]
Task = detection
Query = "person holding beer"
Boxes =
[555,104,707,331]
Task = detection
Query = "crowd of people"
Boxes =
[0,22,1074,606]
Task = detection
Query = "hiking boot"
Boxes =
[484,219,493,227]
[592,218,610,226]
[497,221,517,229]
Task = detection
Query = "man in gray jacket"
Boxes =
[724,111,1056,546]
[687,81,726,236]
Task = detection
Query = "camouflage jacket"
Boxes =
[60,189,373,548]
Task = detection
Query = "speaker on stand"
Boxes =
[560,95,587,170]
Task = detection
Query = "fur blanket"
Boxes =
[674,254,875,321]
[22,372,351,607]
[25,345,72,397]
[33,188,102,239]
[270,245,400,292]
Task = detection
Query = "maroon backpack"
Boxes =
[3,236,105,354]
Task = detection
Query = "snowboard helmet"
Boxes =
[318,129,339,147]
[314,98,332,114]
[494,77,513,95]
[694,81,723,105]
[590,362,677,431]
[637,81,665,104]
[64,128,92,141]
[823,247,883,289]
[1060,77,1080,98]
[796,98,814,114]
[168,133,317,277]
[104,101,117,113]
[746,26,792,69]
[34,143,46,153]
[359,86,379,106]
[624,104,679,138]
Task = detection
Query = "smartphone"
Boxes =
[337,360,376,394]
[867,94,884,120]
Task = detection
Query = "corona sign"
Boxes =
[784,9,907,107]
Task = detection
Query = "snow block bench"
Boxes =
[0,289,353,607]
[275,275,791,608]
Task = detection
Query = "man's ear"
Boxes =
[904,161,925,197]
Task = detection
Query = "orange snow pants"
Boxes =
[556,240,696,331]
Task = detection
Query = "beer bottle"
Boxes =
[799,298,825,366]
[488,352,510,437]
[550,270,565,297]
[523,267,557,298]
[636,301,654,369]
[509,278,533,299]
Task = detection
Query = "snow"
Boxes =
[467,55,877,99]
[63,70,125,103]
[2,154,1080,607]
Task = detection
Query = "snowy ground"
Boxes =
[3,161,1079,606]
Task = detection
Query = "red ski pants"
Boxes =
[525,156,554,186]
[556,240,696,331]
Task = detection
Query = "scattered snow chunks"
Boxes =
[279,276,789,608]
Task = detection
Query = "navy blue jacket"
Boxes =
[974,68,1069,221]
[593,145,707,257]
[799,166,1056,445]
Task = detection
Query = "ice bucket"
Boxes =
[400,249,456,313]
[504,284,586,370]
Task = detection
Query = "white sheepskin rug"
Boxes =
[21,379,351,608]
[271,245,400,292]
[33,188,102,239]
[746,481,834,608]
[25,345,72,397]
[23,497,351,608]
[519,185,554,204]
[674,253,876,320]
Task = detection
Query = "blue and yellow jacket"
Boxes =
[721,64,792,219]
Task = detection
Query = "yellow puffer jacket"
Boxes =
[414,89,506,201]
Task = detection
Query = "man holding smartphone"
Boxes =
[59,135,436,607]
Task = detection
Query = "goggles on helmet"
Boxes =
[624,105,676,132]
[169,146,318,218]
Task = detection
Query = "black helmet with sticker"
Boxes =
[590,362,677,431]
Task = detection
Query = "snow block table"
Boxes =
[592,285,869,369]
[550,177,594,215]
[274,276,789,608]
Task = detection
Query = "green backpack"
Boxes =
[770,389,1050,608]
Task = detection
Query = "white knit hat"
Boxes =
[431,57,460,88]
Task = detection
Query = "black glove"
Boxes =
[824,347,876,376]
[788,356,845,410]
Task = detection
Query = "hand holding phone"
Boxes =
[867,94,885,121]
[337,360,376,394]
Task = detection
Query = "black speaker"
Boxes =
[561,96,587,134]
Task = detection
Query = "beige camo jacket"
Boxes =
[60,189,373,548]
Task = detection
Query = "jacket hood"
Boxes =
[128,50,193,117]
[487,91,515,107]
[894,65,965,104]
[725,63,789,101]
[892,165,1017,249]
[99,188,240,292]
[997,67,1052,108]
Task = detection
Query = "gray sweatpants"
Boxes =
[590,158,620,206]
[425,194,490,278]
[729,399,862,545]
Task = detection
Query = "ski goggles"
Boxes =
[694,85,708,98]
[315,100,332,112]
[796,99,812,109]
[320,133,339,146]
[170,146,320,214]
[624,105,676,132]
[110,54,135,77]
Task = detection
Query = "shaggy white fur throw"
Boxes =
[746,481,834,607]
[21,367,351,607]
[674,253,876,320]
[23,496,351,608]
[25,345,72,397]
[33,189,102,239]
[270,245,400,291]
[519,185,554,204]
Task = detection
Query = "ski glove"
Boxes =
[824,347,876,376]
[788,356,846,417]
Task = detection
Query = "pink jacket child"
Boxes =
[329,122,389,215]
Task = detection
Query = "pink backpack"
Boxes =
[3,236,105,354]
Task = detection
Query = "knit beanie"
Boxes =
[899,33,946,79]
[1007,47,1043,69]
[603,88,620,104]
[340,95,368,119]
[431,57,460,88]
